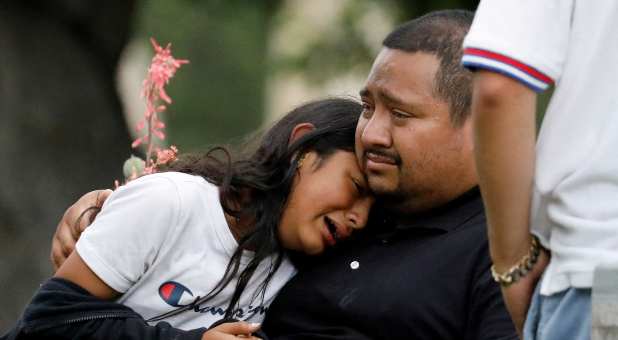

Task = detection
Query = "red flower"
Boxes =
[119,38,188,184]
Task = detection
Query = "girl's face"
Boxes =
[278,150,374,255]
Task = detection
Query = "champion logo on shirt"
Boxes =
[158,281,195,307]
[157,280,270,320]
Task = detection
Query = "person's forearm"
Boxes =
[471,71,537,270]
[471,71,541,336]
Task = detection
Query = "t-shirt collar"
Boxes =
[393,186,483,233]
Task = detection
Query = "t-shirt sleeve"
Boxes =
[75,174,181,293]
[462,0,574,92]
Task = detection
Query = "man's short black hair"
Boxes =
[383,10,474,127]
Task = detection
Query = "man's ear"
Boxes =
[289,123,315,145]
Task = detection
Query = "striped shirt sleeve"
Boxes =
[462,0,574,92]
[462,48,553,92]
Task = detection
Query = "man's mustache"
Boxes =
[363,148,402,166]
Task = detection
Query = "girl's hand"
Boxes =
[202,321,262,340]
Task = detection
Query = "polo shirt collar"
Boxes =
[394,186,483,233]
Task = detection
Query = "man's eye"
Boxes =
[392,110,410,119]
[361,102,373,118]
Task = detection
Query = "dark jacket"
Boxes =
[1,277,207,340]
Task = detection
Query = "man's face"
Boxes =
[356,49,476,213]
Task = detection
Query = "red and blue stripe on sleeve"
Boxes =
[462,48,554,92]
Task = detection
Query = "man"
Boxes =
[464,1,618,339]
[50,10,517,340]
[261,10,515,339]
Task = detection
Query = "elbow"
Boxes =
[472,71,516,111]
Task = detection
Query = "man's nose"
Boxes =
[361,109,392,149]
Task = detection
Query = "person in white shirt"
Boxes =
[30,98,374,339]
[463,1,618,339]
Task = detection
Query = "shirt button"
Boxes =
[350,261,360,270]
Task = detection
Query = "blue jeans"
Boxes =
[523,284,591,340]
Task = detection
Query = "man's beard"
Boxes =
[369,173,431,216]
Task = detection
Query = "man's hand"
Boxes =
[50,189,112,271]
[202,322,262,340]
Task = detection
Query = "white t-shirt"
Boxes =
[75,172,296,329]
[463,1,618,295]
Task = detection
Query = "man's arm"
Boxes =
[471,70,548,336]
[51,189,112,271]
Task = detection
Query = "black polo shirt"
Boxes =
[262,188,517,340]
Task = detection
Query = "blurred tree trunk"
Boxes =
[0,0,135,331]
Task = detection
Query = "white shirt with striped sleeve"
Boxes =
[462,0,618,296]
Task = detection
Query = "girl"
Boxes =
[6,98,373,340]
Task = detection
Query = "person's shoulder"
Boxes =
[444,208,489,259]
[443,195,487,236]
[131,172,214,193]
[108,172,214,211]
[454,213,488,240]
[147,172,221,210]
[142,171,206,185]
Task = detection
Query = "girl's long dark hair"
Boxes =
[147,98,362,321]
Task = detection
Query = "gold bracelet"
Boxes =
[490,235,541,287]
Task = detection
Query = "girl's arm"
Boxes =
[11,176,262,340]
[3,275,207,340]
[55,250,119,300]
[5,236,261,340]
